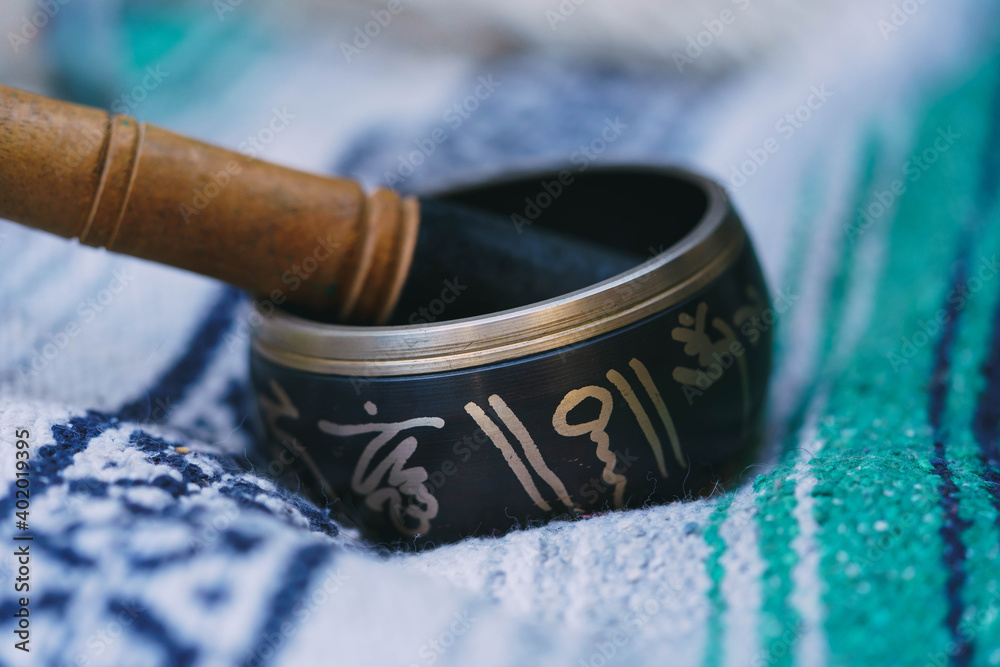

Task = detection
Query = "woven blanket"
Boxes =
[2,1,1000,665]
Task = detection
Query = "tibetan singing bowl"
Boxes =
[250,166,773,546]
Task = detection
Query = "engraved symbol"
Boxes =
[257,379,334,498]
[553,358,683,509]
[553,386,625,507]
[464,395,576,514]
[319,402,444,536]
[466,357,683,513]
[672,301,749,416]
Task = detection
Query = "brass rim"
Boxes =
[253,167,746,377]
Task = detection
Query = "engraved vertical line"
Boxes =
[488,394,575,511]
[629,357,686,468]
[464,400,552,512]
[607,368,669,477]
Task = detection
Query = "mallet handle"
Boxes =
[0,84,418,323]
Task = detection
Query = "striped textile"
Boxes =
[1,1,1000,665]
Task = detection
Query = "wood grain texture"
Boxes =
[0,84,418,323]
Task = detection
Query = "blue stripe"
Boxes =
[117,287,243,422]
[0,288,241,520]
[927,243,974,666]
[926,72,1000,667]
[0,412,112,520]
[107,598,199,667]
[244,543,334,666]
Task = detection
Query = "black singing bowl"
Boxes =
[250,166,773,546]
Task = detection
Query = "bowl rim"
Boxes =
[252,165,746,376]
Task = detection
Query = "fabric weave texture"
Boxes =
[1,1,1000,665]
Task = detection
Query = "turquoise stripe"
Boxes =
[749,152,865,665]
[935,67,1000,667]
[754,473,801,667]
[809,59,1000,666]
[702,493,737,667]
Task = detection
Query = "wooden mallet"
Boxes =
[0,84,639,324]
